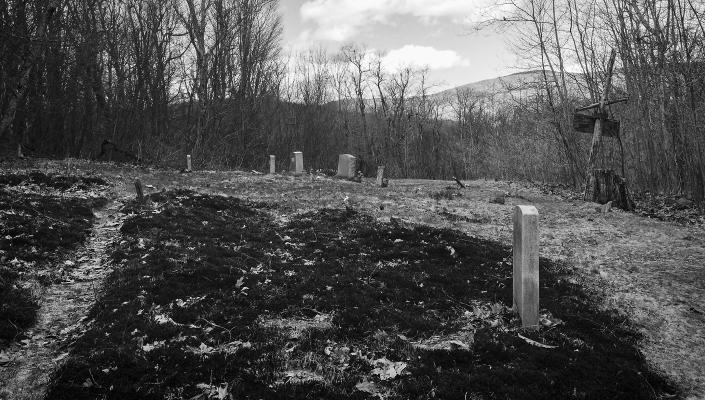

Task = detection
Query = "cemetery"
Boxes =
[1,157,701,399]
[3,0,705,397]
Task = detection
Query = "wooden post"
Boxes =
[186,155,192,172]
[134,179,144,203]
[513,205,539,329]
[269,155,276,174]
[293,151,303,176]
[584,49,617,200]
[376,166,385,187]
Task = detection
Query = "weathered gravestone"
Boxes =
[376,166,385,186]
[269,155,276,174]
[291,151,303,176]
[513,205,539,329]
[186,154,192,172]
[337,154,357,179]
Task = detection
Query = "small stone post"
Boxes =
[513,205,539,328]
[186,155,192,172]
[134,179,144,203]
[292,151,303,176]
[376,166,385,186]
[269,155,276,174]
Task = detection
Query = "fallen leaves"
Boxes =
[355,378,387,397]
[0,350,12,365]
[370,357,408,380]
[195,382,230,399]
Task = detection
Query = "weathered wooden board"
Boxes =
[573,113,620,138]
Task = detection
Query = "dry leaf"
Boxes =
[518,333,557,349]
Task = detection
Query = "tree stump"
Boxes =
[587,169,634,211]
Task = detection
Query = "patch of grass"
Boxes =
[439,210,492,224]
[431,187,462,201]
[48,190,677,399]
[0,171,108,191]
[0,172,108,347]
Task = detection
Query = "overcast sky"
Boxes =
[279,0,519,92]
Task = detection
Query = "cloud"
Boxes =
[300,0,497,42]
[379,45,470,71]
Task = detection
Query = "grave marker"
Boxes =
[269,155,276,174]
[513,205,539,329]
[337,154,357,178]
[292,151,303,176]
[376,166,385,186]
[186,154,192,172]
[134,179,144,203]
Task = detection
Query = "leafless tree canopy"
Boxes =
[0,0,703,200]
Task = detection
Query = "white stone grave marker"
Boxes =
[269,155,276,174]
[337,154,357,178]
[513,205,539,329]
[292,151,303,176]
[186,154,192,172]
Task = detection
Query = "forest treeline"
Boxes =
[0,0,703,200]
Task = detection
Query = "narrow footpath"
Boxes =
[0,200,125,400]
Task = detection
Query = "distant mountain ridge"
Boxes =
[431,69,586,101]
[327,70,589,120]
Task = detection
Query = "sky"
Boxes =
[279,0,519,92]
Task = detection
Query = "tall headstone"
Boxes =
[269,155,276,174]
[292,151,303,176]
[513,205,539,329]
[376,166,385,186]
[337,154,357,178]
[186,154,192,172]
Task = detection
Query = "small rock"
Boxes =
[489,195,505,205]
[675,197,693,209]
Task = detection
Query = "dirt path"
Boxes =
[0,200,125,400]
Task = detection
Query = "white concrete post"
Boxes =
[269,155,276,174]
[513,205,539,328]
[376,166,385,186]
[186,155,192,172]
[293,151,303,176]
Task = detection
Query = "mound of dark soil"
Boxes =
[48,190,677,399]
[0,173,108,348]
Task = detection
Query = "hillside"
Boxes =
[431,70,589,104]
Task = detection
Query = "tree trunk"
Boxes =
[588,169,635,211]
[0,2,60,139]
